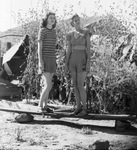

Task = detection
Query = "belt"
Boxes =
[73,45,86,50]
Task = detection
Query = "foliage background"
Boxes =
[15,0,137,115]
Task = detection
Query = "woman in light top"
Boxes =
[65,14,91,116]
[37,12,57,112]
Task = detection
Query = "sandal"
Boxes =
[70,108,82,116]
[43,107,53,113]
[77,109,88,117]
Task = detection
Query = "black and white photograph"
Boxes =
[0,0,137,149]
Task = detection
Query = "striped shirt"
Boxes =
[38,27,56,58]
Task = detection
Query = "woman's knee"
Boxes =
[44,73,53,86]
[77,80,85,91]
[77,72,86,90]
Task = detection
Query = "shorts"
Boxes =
[42,56,56,73]
[69,50,87,72]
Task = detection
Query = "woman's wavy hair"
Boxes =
[40,12,57,29]
[70,14,80,27]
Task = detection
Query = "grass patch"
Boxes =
[14,126,26,142]
[81,127,94,135]
[0,145,14,150]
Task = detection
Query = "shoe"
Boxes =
[77,109,88,117]
[43,107,53,113]
[37,107,43,113]
[70,108,82,116]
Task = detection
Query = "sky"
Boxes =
[0,0,135,32]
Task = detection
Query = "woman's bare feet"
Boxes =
[77,109,88,117]
[70,107,82,116]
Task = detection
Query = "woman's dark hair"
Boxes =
[41,12,57,29]
[70,14,80,27]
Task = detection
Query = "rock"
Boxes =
[115,120,131,132]
[15,113,34,123]
[88,140,110,150]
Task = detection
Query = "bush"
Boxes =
[16,9,137,114]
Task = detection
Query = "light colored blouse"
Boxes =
[66,29,90,47]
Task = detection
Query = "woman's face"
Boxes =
[47,14,56,25]
[72,16,80,28]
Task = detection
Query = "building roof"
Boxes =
[0,26,23,38]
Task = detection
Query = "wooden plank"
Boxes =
[0,108,42,115]
[0,100,73,112]
[0,78,12,85]
[0,107,136,120]
[87,114,136,120]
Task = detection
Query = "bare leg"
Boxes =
[38,72,53,109]
[71,72,82,110]
[77,72,87,110]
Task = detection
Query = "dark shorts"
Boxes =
[69,50,87,72]
[42,57,56,73]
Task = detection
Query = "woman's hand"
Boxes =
[38,60,44,74]
[86,60,90,74]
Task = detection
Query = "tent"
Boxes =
[2,35,29,78]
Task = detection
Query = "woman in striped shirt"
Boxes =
[37,12,57,112]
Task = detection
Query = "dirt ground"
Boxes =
[0,99,137,150]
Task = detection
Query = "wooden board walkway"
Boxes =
[0,107,136,121]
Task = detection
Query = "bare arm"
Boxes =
[86,33,91,61]
[65,40,72,71]
[38,41,43,63]
[86,32,91,73]
[38,40,44,73]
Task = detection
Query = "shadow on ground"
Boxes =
[27,118,137,136]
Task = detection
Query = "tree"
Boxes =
[14,0,137,115]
